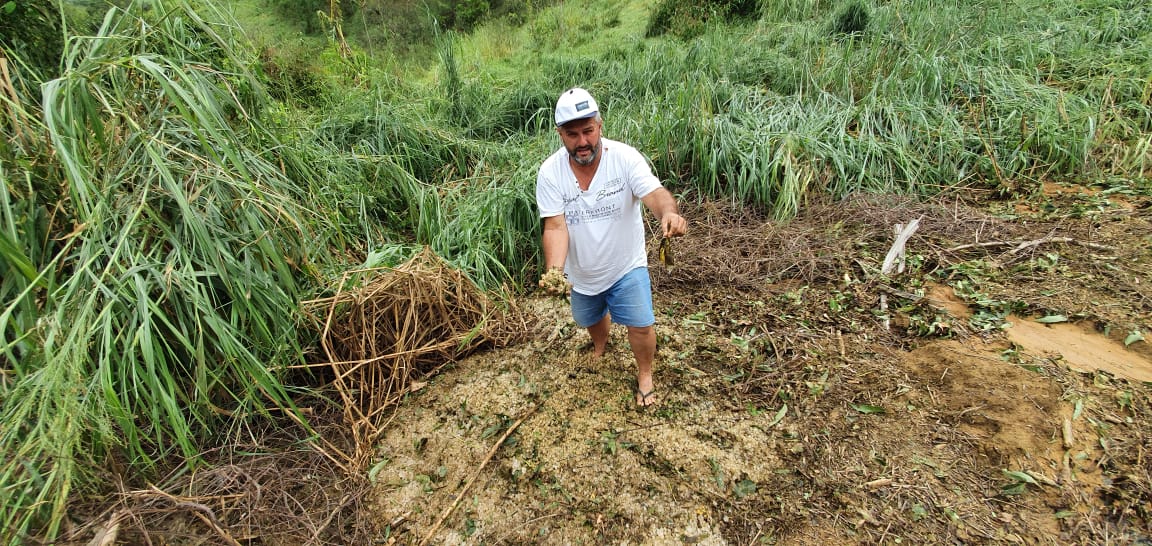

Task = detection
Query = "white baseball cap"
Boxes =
[554,87,599,126]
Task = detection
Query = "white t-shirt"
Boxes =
[536,138,663,295]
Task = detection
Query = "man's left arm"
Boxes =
[641,188,687,238]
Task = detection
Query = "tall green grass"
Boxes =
[0,1,350,540]
[479,0,1149,214]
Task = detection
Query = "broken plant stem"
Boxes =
[878,218,921,330]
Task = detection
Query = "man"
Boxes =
[535,87,688,407]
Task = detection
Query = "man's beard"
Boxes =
[569,139,601,166]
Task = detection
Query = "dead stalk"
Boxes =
[418,405,538,546]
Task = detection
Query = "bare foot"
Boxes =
[581,340,609,360]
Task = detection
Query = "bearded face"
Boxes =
[558,116,603,167]
[568,137,601,166]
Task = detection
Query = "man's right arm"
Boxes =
[541,215,568,270]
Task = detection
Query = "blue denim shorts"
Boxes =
[570,267,655,328]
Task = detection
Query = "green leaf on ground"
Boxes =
[1003,469,1037,484]
[367,458,389,484]
[733,478,757,498]
[1002,482,1028,495]
[852,404,886,414]
[911,504,928,521]
[769,404,788,426]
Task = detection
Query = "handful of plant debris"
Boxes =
[539,267,570,296]
[658,237,674,268]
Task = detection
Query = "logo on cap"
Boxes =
[576,101,590,111]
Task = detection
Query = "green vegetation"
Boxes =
[2,0,1150,541]
[0,2,349,540]
[0,1,65,76]
[646,0,761,39]
[258,0,546,58]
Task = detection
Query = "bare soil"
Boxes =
[363,187,1151,545]
[67,186,1151,545]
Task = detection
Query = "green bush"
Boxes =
[435,0,541,32]
[257,44,327,106]
[0,0,65,77]
[268,0,357,34]
[443,0,490,31]
[1,2,344,540]
[645,0,760,39]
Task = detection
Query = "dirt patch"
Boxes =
[368,303,757,545]
[924,282,973,319]
[1004,317,1152,382]
[900,338,1065,468]
[363,302,1144,545]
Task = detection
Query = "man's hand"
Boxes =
[661,212,687,238]
[539,267,570,297]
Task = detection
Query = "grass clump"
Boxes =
[645,0,760,39]
[830,0,869,36]
[0,1,350,540]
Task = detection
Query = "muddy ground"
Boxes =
[71,185,1151,545]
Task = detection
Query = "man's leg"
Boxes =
[587,314,611,359]
[627,325,657,406]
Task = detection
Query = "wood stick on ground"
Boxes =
[418,405,538,546]
[865,477,893,490]
[186,509,242,546]
[944,237,1116,254]
[159,496,241,546]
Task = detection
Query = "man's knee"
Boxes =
[626,324,654,336]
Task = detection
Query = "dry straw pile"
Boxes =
[305,248,529,465]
